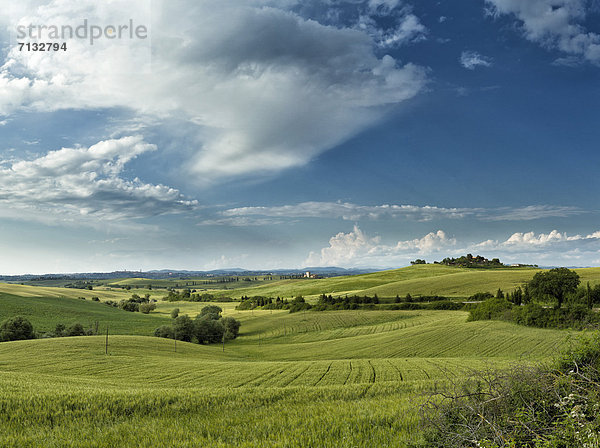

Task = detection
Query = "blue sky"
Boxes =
[0,0,599,273]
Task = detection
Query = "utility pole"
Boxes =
[174,337,177,353]
[222,333,225,352]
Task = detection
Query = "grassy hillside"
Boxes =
[0,293,170,334]
[204,265,600,299]
[0,303,573,447]
[0,266,594,446]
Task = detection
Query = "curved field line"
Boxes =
[281,364,312,387]
[314,362,332,386]
[367,360,376,384]
[386,359,403,381]
[343,361,353,385]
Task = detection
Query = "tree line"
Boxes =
[468,268,600,329]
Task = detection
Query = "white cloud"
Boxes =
[460,51,493,69]
[395,230,455,252]
[223,202,477,222]
[219,201,584,224]
[475,229,600,250]
[305,226,455,267]
[307,227,600,268]
[0,136,197,223]
[485,0,600,64]
[0,0,427,182]
[481,205,584,221]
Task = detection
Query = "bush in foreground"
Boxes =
[421,333,600,447]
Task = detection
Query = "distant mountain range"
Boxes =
[0,267,379,282]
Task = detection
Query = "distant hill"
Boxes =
[0,267,378,282]
[202,264,600,299]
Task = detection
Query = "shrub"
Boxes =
[54,323,66,337]
[91,296,100,302]
[467,297,513,321]
[65,323,86,337]
[468,291,494,301]
[170,308,180,319]
[0,316,35,342]
[154,325,175,339]
[139,302,156,314]
[173,315,195,342]
[422,332,600,447]
[425,301,463,310]
[199,305,223,320]
[222,316,241,340]
[194,317,225,344]
[119,300,139,312]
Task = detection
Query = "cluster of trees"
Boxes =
[162,289,233,303]
[104,294,157,314]
[237,296,289,310]
[436,254,504,268]
[154,305,241,344]
[312,294,380,310]
[0,316,98,342]
[236,296,311,313]
[468,268,600,329]
[0,316,35,341]
[64,281,95,290]
[396,293,451,303]
[410,259,427,265]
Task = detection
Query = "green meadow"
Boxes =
[158,264,600,299]
[1,264,597,446]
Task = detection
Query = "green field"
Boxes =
[187,265,600,299]
[9,265,600,303]
[0,265,593,446]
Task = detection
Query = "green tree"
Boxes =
[528,268,580,309]
[139,302,156,314]
[54,323,66,337]
[66,323,85,336]
[194,317,224,344]
[222,316,241,340]
[173,315,195,342]
[199,305,223,320]
[170,308,180,319]
[0,316,35,342]
[154,325,174,339]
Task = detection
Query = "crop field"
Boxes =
[0,267,586,446]
[199,265,600,299]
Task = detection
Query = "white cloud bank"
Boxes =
[305,226,455,266]
[0,0,427,182]
[477,229,600,250]
[207,201,584,225]
[0,136,197,223]
[307,227,600,267]
[486,0,600,64]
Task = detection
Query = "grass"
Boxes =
[201,265,600,299]
[1,266,595,446]
[0,293,170,334]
